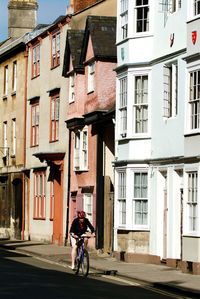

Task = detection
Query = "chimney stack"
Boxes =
[8,0,38,39]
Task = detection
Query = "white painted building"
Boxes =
[114,0,200,274]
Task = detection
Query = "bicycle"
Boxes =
[75,234,91,277]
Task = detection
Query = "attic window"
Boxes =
[87,62,95,93]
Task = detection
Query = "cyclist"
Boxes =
[69,210,95,270]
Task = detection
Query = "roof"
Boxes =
[80,15,117,63]
[62,29,85,76]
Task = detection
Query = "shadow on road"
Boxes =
[0,248,171,299]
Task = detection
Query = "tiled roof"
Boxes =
[80,15,117,63]
[63,29,85,76]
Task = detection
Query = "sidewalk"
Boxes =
[0,239,200,298]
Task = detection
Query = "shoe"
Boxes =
[68,265,76,271]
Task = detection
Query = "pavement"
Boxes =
[0,239,200,298]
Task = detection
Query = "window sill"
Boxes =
[31,74,40,80]
[30,144,39,148]
[2,95,8,100]
[87,90,94,95]
[184,131,200,137]
[10,154,16,158]
[51,64,60,70]
[11,91,16,97]
[74,169,89,173]
[33,217,46,220]
[118,135,151,141]
[49,140,58,143]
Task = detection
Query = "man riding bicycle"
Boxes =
[69,211,95,270]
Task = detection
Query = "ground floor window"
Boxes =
[133,172,148,225]
[187,171,198,232]
[33,171,46,219]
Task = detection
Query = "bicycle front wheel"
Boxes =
[81,249,89,277]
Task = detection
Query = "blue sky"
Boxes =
[0,0,70,42]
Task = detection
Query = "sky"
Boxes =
[0,0,70,42]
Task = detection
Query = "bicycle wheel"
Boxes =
[80,249,89,277]
[75,248,81,275]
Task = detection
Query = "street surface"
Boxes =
[0,248,194,299]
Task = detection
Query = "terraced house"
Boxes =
[0,0,38,239]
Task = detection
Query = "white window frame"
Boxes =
[88,62,95,93]
[189,70,200,131]
[120,0,128,40]
[187,172,198,233]
[117,169,127,226]
[74,127,88,171]
[134,0,149,33]
[83,193,93,223]
[159,0,181,14]
[69,73,75,103]
[163,62,177,118]
[133,75,148,134]
[133,171,148,227]
[119,76,128,138]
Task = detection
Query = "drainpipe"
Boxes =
[21,45,28,240]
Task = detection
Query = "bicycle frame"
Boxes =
[75,236,90,277]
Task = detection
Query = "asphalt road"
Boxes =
[0,247,192,299]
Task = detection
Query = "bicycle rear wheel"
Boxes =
[80,249,89,277]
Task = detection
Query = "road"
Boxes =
[0,247,193,299]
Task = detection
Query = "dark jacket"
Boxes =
[70,217,95,236]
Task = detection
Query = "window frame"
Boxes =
[33,171,46,219]
[189,70,200,131]
[83,193,93,223]
[120,0,128,40]
[50,94,60,142]
[117,169,127,226]
[32,43,40,78]
[133,171,148,227]
[74,127,88,171]
[31,103,39,147]
[134,0,150,34]
[119,76,128,138]
[194,0,200,16]
[133,74,149,134]
[187,171,198,233]
[4,65,8,96]
[3,121,8,157]
[69,73,75,103]
[87,62,95,93]
[12,61,17,93]
[11,118,16,157]
[163,62,178,118]
[51,31,61,69]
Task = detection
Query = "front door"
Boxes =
[52,162,64,245]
